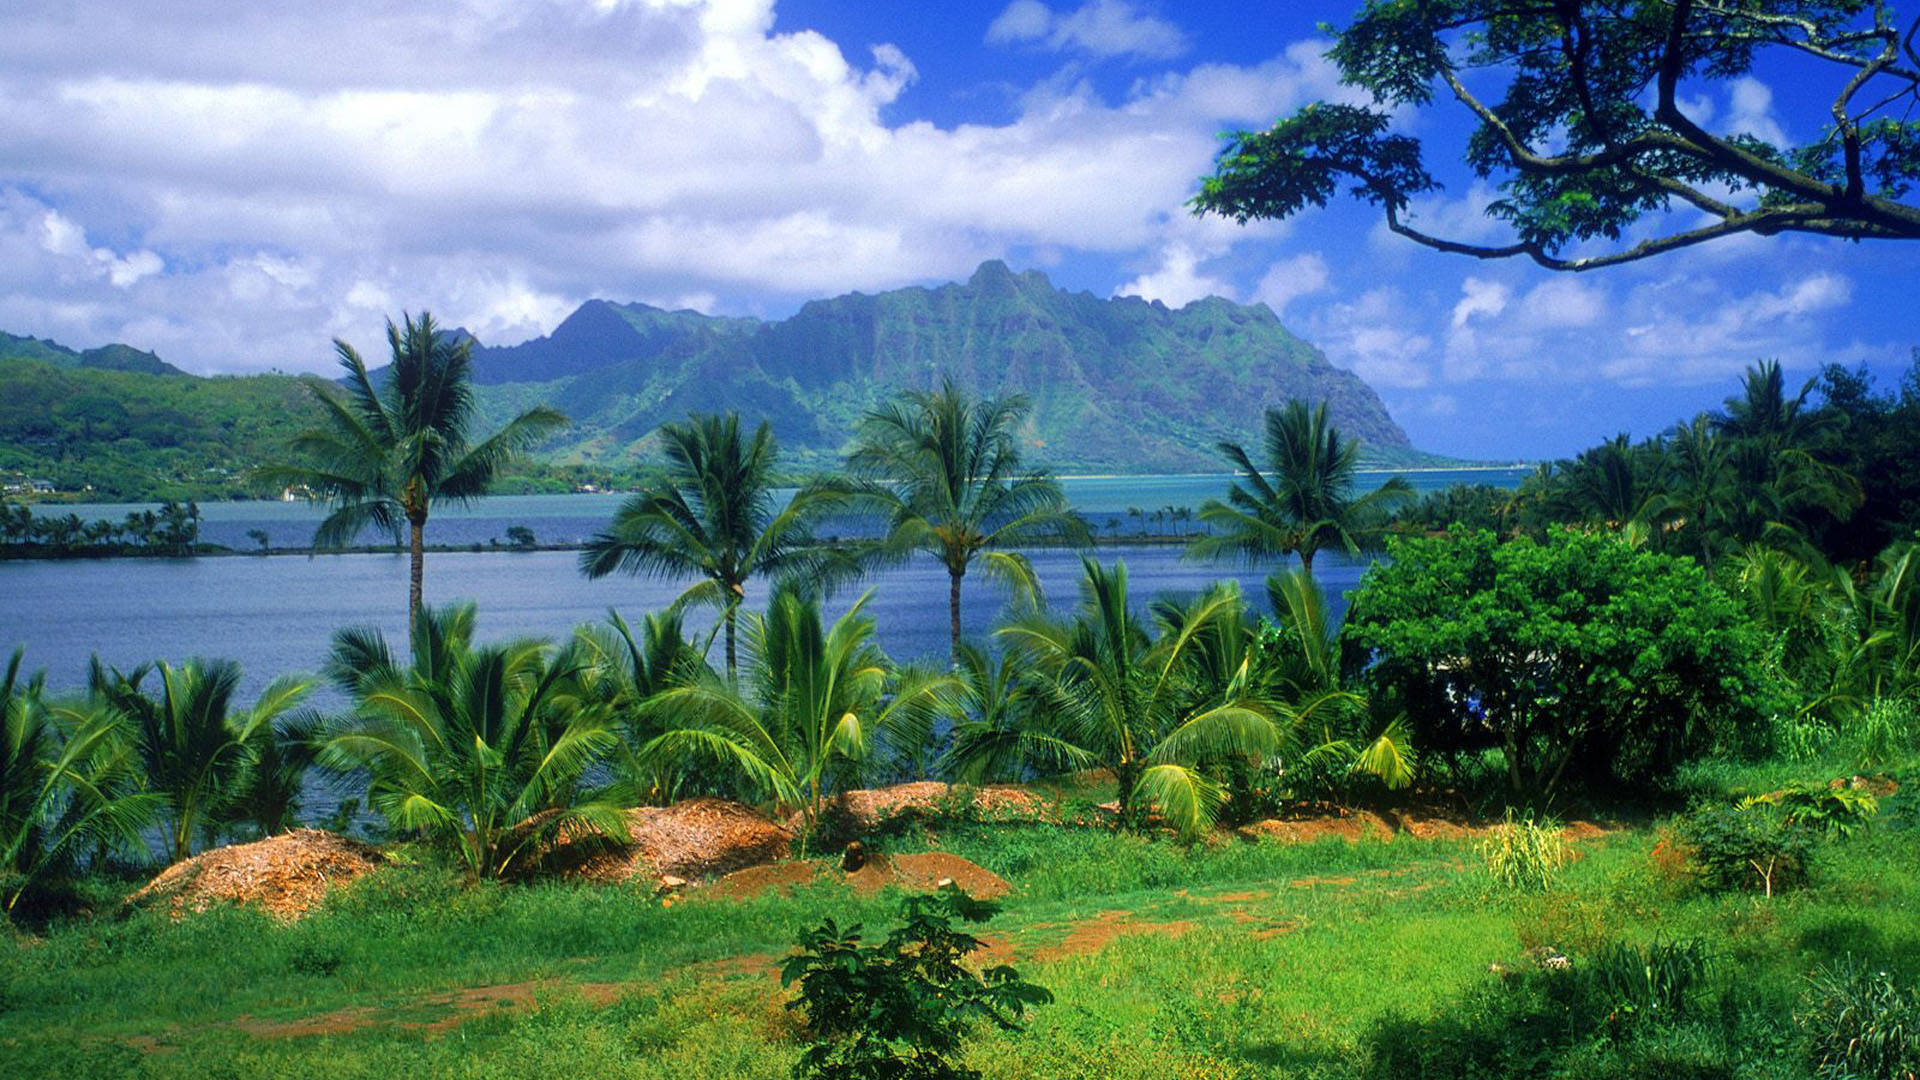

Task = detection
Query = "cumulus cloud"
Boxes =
[1252,252,1330,314]
[1114,244,1234,306]
[0,0,1351,372]
[987,1,1190,61]
[1302,288,1434,389]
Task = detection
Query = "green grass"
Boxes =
[4,770,1918,1079]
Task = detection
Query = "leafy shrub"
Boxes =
[1479,811,1570,891]
[1675,804,1812,896]
[781,884,1052,1080]
[1800,958,1920,1080]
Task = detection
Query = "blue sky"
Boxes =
[1,0,1914,460]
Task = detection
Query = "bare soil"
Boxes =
[703,850,1011,901]
[559,798,793,884]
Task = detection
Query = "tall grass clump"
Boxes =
[1478,810,1568,891]
[1800,958,1920,1080]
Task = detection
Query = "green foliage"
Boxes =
[1348,527,1773,798]
[257,311,567,621]
[88,656,311,863]
[1197,2,1920,269]
[1740,782,1878,839]
[1581,938,1712,1036]
[1800,958,1920,1080]
[1479,811,1570,892]
[0,498,201,557]
[782,885,1052,1080]
[1850,698,1920,770]
[1674,803,1813,896]
[848,378,1088,657]
[579,411,852,679]
[1189,399,1412,575]
[319,604,628,880]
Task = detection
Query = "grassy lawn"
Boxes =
[5,776,1917,1080]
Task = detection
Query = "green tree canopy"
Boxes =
[1196,1,1920,269]
[1347,527,1774,799]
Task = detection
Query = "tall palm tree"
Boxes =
[259,312,568,624]
[636,585,966,834]
[580,412,853,680]
[2,651,159,916]
[1191,400,1412,576]
[848,379,1091,659]
[89,658,311,863]
[320,604,628,880]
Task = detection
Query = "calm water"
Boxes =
[6,468,1525,694]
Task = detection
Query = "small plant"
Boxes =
[1478,810,1569,891]
[1676,802,1812,897]
[1800,958,1920,1080]
[1580,938,1711,1036]
[1742,782,1878,839]
[1848,698,1918,771]
[782,884,1052,1080]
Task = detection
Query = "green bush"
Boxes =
[1800,959,1920,1080]
[1675,803,1812,896]
[781,884,1052,1080]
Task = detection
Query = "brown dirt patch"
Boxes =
[704,851,1010,901]
[230,979,637,1039]
[793,782,1051,834]
[1237,810,1615,846]
[127,829,382,922]
[560,798,792,884]
[1031,910,1195,962]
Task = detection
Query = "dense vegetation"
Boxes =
[3,352,1918,1078]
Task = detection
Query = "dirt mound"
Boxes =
[705,851,1011,901]
[1239,810,1613,845]
[793,782,1050,836]
[564,798,791,884]
[128,829,382,922]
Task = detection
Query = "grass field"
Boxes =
[3,763,1916,1079]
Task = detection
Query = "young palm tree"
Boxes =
[570,609,707,806]
[848,379,1090,659]
[259,312,568,624]
[320,604,628,880]
[2,651,159,915]
[637,585,966,834]
[989,559,1286,836]
[1191,400,1412,576]
[580,412,853,680]
[88,658,311,863]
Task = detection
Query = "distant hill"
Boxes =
[1,264,1452,500]
[0,331,182,376]
[464,261,1420,472]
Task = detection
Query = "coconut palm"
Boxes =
[320,604,628,880]
[939,642,1061,786]
[1262,568,1415,789]
[570,609,708,806]
[259,312,568,624]
[1191,400,1412,576]
[636,585,967,834]
[89,658,312,863]
[2,651,158,916]
[227,713,324,838]
[848,379,1091,659]
[581,412,855,681]
[989,559,1287,836]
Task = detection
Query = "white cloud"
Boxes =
[1114,244,1234,307]
[1303,288,1434,389]
[1724,76,1790,147]
[1251,252,1330,314]
[0,0,1346,371]
[1450,277,1509,327]
[987,1,1189,61]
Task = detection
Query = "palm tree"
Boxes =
[847,379,1090,659]
[89,658,311,863]
[2,651,159,916]
[259,312,568,624]
[581,412,853,681]
[320,604,628,880]
[636,585,966,835]
[988,559,1286,836]
[1262,568,1415,789]
[570,609,707,806]
[1191,400,1413,576]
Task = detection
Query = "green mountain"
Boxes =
[467,260,1417,472]
[0,331,182,375]
[2,263,1441,500]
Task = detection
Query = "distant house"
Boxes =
[30,479,54,493]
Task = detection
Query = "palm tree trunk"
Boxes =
[408,518,425,626]
[948,564,965,661]
[1299,547,1315,577]
[724,608,738,683]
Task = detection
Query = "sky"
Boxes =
[1,0,1915,460]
